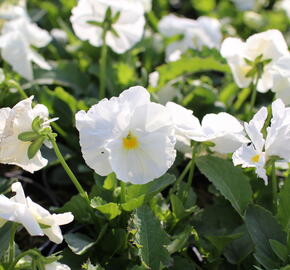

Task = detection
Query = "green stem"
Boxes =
[99,31,108,100]
[170,160,192,197]
[49,137,89,204]
[120,182,126,203]
[8,80,28,99]
[8,249,41,270]
[186,143,198,190]
[8,223,18,265]
[248,74,259,120]
[272,162,278,210]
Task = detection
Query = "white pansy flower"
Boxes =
[158,14,222,62]
[76,86,176,184]
[70,0,145,54]
[220,30,289,93]
[233,99,290,184]
[0,16,52,80]
[0,182,74,244]
[0,97,48,173]
[45,262,71,270]
[190,112,249,154]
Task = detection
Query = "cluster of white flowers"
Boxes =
[221,29,290,104]
[0,2,51,80]
[158,14,222,62]
[76,86,250,184]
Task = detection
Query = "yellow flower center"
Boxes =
[241,65,252,76]
[251,154,260,163]
[123,132,139,150]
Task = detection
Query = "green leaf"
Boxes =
[18,131,40,142]
[223,225,254,265]
[269,239,288,262]
[206,233,243,254]
[132,205,172,270]
[151,57,229,92]
[28,136,45,159]
[0,222,12,259]
[91,197,122,220]
[277,177,290,229]
[245,204,287,269]
[196,156,252,216]
[121,174,175,211]
[82,260,105,270]
[64,233,95,255]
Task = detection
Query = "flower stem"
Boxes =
[186,142,198,190]
[8,249,42,270]
[99,31,108,100]
[8,80,28,99]
[271,162,278,210]
[49,137,89,204]
[8,223,18,265]
[248,73,260,120]
[120,182,126,203]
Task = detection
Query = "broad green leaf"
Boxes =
[132,205,172,270]
[121,174,175,211]
[196,156,252,215]
[103,173,117,190]
[0,222,12,259]
[91,197,122,220]
[277,177,290,229]
[151,57,229,92]
[206,233,243,254]
[245,204,287,269]
[28,137,45,159]
[269,239,288,262]
[64,233,95,255]
[169,256,197,270]
[223,225,254,265]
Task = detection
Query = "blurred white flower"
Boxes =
[0,16,52,80]
[76,86,176,184]
[45,262,71,270]
[275,0,290,18]
[271,56,290,105]
[233,99,290,184]
[220,29,289,92]
[231,0,255,11]
[158,14,222,62]
[0,97,48,173]
[0,182,74,244]
[51,28,68,43]
[189,112,249,154]
[70,0,145,54]
[0,0,26,20]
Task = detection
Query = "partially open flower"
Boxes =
[0,13,51,80]
[76,86,176,184]
[220,30,289,92]
[70,0,145,54]
[0,97,49,173]
[158,14,222,62]
[190,112,249,154]
[233,99,290,184]
[0,182,74,244]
